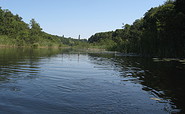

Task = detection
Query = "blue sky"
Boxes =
[0,0,166,39]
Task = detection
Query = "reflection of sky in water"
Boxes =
[0,49,184,113]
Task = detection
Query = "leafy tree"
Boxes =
[29,19,42,44]
[88,0,185,57]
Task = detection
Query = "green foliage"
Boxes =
[88,31,113,43]
[0,35,16,46]
[175,0,185,14]
[0,7,86,48]
[88,0,185,57]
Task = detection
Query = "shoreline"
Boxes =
[0,44,70,49]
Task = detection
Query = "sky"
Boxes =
[0,0,166,39]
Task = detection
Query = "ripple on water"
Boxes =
[0,51,183,113]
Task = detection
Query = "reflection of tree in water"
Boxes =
[0,48,62,80]
[88,53,185,113]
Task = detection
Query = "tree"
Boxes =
[29,19,42,35]
[29,19,42,44]
[175,0,185,14]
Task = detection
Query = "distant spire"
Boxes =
[78,35,80,40]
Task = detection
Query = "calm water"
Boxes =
[0,48,185,113]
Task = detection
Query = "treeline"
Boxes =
[0,7,86,47]
[88,0,185,57]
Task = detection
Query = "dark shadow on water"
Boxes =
[88,53,185,113]
[1,48,185,113]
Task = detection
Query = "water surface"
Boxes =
[0,48,185,113]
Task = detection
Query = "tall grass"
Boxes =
[0,35,16,46]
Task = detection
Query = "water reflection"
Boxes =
[0,48,62,81]
[0,48,185,113]
[88,53,185,113]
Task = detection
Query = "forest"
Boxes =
[1,0,185,57]
[0,7,87,47]
[88,0,185,57]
